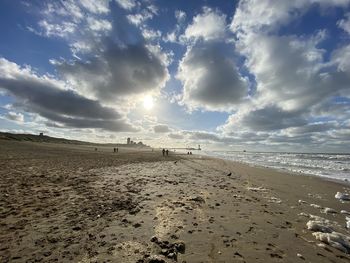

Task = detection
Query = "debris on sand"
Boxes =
[150,236,186,261]
[312,232,350,254]
[306,214,350,254]
[188,196,205,203]
[247,186,268,192]
[335,192,350,201]
[322,207,337,214]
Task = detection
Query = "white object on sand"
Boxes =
[335,192,350,201]
[310,204,322,209]
[341,210,350,215]
[247,186,268,192]
[312,232,350,253]
[322,207,337,214]
[298,200,307,204]
[306,215,350,253]
[269,197,282,204]
[298,212,309,217]
[307,218,333,233]
[346,217,350,229]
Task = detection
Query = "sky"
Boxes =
[0,0,349,152]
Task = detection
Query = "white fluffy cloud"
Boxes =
[223,0,350,134]
[4,112,24,123]
[37,20,76,38]
[29,0,114,55]
[86,16,112,32]
[115,0,137,10]
[231,0,350,34]
[338,12,350,34]
[80,0,110,14]
[177,43,248,111]
[183,7,227,41]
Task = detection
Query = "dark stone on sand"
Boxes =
[72,226,81,231]
[150,236,158,243]
[133,223,142,228]
[174,241,186,253]
[189,196,205,203]
[43,251,52,257]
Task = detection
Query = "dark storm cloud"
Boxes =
[0,58,137,132]
[59,42,169,103]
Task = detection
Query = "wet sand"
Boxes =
[0,140,349,263]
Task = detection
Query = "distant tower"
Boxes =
[127,137,131,144]
[39,132,44,137]
[198,145,201,150]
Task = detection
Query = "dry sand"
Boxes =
[0,140,349,263]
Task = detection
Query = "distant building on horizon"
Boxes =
[127,137,130,144]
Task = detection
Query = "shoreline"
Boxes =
[1,141,350,262]
[199,152,350,186]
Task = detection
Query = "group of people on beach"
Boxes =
[162,148,169,156]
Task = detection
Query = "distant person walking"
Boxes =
[166,149,169,156]
[113,148,116,153]
[162,148,165,156]
[117,147,118,153]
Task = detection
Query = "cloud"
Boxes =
[338,12,350,34]
[224,0,350,134]
[37,20,76,38]
[204,0,350,151]
[142,28,161,40]
[58,42,169,103]
[163,10,187,43]
[115,0,137,10]
[168,133,184,139]
[0,58,137,132]
[332,44,350,72]
[231,0,350,34]
[224,106,307,132]
[237,32,350,111]
[177,43,248,111]
[4,111,24,123]
[127,10,154,26]
[79,0,110,14]
[175,10,186,23]
[29,0,113,55]
[183,7,227,41]
[153,124,171,133]
[86,16,112,32]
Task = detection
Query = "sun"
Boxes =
[143,95,154,110]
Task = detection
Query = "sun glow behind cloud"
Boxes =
[143,95,154,110]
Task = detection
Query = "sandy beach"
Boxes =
[0,140,350,263]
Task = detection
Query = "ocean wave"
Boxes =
[202,151,350,181]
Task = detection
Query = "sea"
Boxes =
[202,151,350,182]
